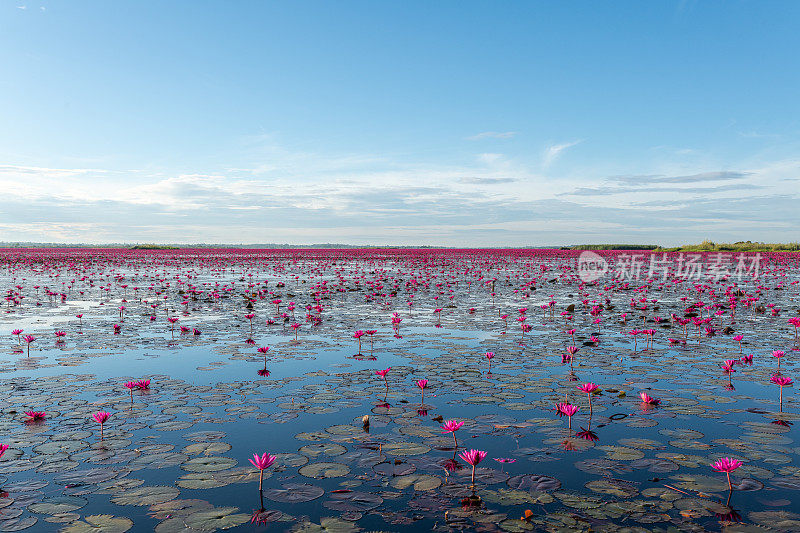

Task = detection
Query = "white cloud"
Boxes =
[1,140,798,246]
[466,131,517,141]
[477,153,503,164]
[543,140,582,168]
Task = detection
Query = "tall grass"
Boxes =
[656,241,800,252]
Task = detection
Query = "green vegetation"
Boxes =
[563,244,659,250]
[130,244,180,250]
[656,241,800,252]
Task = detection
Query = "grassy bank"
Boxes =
[656,241,800,252]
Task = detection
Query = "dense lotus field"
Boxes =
[1,247,800,533]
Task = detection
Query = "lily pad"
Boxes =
[264,483,325,503]
[60,515,133,533]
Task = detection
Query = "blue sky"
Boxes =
[2,1,799,245]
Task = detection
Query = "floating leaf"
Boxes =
[596,445,645,461]
[264,483,325,503]
[181,457,236,473]
[182,443,232,456]
[28,496,87,515]
[323,492,383,512]
[390,474,441,491]
[183,507,250,531]
[111,486,180,506]
[298,462,349,479]
[381,443,430,456]
[507,474,561,492]
[60,515,132,533]
[176,473,226,490]
[298,443,347,458]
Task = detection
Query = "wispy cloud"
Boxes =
[613,171,749,185]
[466,131,517,141]
[543,140,582,168]
[477,153,504,165]
[458,177,517,185]
[1,144,798,246]
[562,183,763,197]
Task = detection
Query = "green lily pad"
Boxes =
[181,457,236,473]
[111,486,180,506]
[264,484,325,503]
[298,462,350,479]
[61,515,133,533]
[183,507,250,531]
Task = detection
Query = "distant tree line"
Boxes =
[656,241,800,252]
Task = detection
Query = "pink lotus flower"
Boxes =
[124,381,137,402]
[93,411,110,439]
[458,449,487,484]
[770,373,793,408]
[771,374,793,387]
[441,419,464,433]
[24,411,46,423]
[711,457,742,490]
[416,378,428,403]
[249,452,276,470]
[441,419,464,447]
[136,379,151,390]
[556,402,579,431]
[741,354,753,364]
[0,444,8,459]
[485,351,495,372]
[249,452,277,491]
[578,382,599,413]
[353,330,365,352]
[22,335,35,356]
[790,317,800,340]
[639,392,660,406]
[559,403,579,417]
